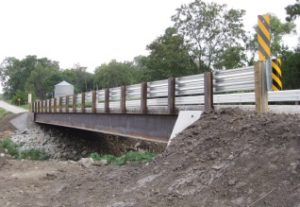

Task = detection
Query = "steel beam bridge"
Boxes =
[34,113,177,143]
[32,65,300,143]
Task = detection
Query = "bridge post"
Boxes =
[120,86,126,113]
[49,99,52,113]
[81,92,86,113]
[255,61,268,113]
[37,101,40,113]
[204,71,214,112]
[73,95,77,113]
[41,100,44,113]
[168,77,176,114]
[59,97,63,113]
[105,89,110,113]
[54,98,57,113]
[92,91,97,113]
[66,96,69,113]
[141,82,147,114]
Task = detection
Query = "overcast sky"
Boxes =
[0,0,299,93]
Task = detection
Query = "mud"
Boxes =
[0,108,300,207]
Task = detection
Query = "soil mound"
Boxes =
[107,108,300,207]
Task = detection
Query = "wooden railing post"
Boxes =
[104,89,110,113]
[59,97,63,113]
[81,92,85,113]
[141,82,147,114]
[204,71,214,112]
[66,96,69,113]
[73,95,77,113]
[168,77,175,114]
[92,91,97,113]
[49,99,52,113]
[54,98,57,113]
[255,61,268,113]
[120,86,126,113]
[41,100,44,113]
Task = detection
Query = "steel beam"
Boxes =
[34,113,178,143]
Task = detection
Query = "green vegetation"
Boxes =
[0,108,10,119]
[286,0,300,21]
[0,138,49,160]
[90,151,156,166]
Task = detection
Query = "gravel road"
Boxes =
[0,100,27,113]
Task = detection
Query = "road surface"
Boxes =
[0,100,27,113]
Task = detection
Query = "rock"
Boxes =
[79,158,94,168]
[0,153,5,158]
[93,159,109,166]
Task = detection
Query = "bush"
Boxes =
[90,151,156,166]
[0,138,49,160]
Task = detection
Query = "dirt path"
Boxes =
[0,100,27,114]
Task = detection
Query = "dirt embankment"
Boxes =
[0,108,300,207]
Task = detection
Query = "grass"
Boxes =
[90,151,156,166]
[0,108,11,120]
[0,138,49,160]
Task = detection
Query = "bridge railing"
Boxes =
[33,64,300,114]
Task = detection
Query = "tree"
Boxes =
[286,0,300,21]
[62,65,94,93]
[246,14,296,62]
[213,46,247,69]
[0,56,60,99]
[94,60,136,89]
[269,15,296,56]
[282,50,300,89]
[143,27,198,80]
[26,63,61,99]
[172,0,246,70]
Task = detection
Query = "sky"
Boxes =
[0,0,299,93]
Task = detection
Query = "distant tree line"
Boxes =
[0,0,299,104]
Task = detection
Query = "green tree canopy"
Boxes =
[286,0,300,21]
[172,0,246,70]
[62,64,94,93]
[0,55,59,99]
[94,60,136,89]
[247,14,296,62]
[142,27,198,80]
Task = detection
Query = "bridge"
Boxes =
[32,62,300,143]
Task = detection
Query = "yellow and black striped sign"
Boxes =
[257,15,271,61]
[272,58,283,91]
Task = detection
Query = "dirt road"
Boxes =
[0,100,27,114]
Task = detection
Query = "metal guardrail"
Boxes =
[33,65,300,114]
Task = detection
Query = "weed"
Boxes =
[0,138,19,157]
[0,138,49,160]
[90,151,156,166]
[19,149,49,160]
[0,108,10,120]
